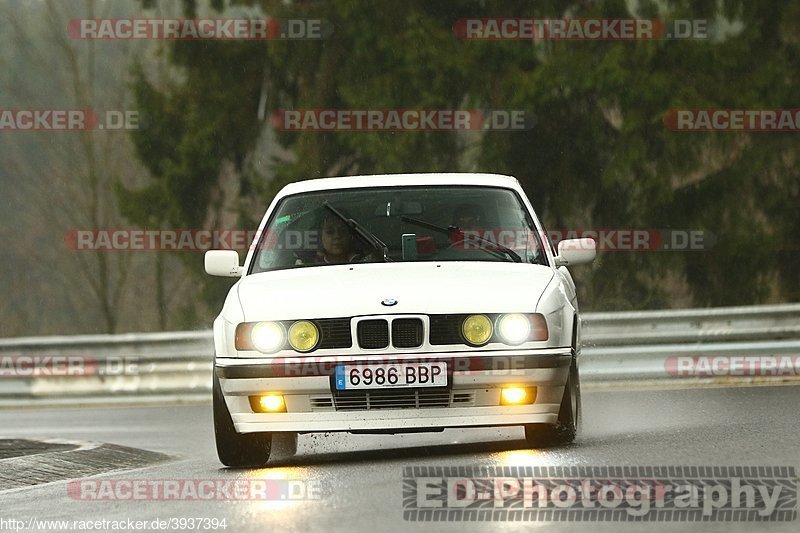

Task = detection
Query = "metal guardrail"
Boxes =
[583,303,800,346]
[0,331,213,403]
[0,303,798,404]
[579,303,800,383]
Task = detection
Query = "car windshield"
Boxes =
[249,185,547,273]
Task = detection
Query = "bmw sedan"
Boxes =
[205,173,595,467]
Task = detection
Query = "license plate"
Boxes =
[335,362,448,390]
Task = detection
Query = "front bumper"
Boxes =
[215,348,573,433]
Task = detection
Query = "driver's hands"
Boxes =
[358,248,387,262]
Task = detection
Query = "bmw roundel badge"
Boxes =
[381,298,398,306]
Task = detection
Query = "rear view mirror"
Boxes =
[374,201,424,217]
[554,238,596,266]
[205,250,243,277]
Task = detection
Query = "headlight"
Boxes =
[497,314,531,345]
[462,314,493,346]
[250,321,285,353]
[288,320,319,352]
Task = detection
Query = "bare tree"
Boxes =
[1,0,165,333]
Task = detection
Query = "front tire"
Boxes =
[524,360,579,448]
[213,374,273,467]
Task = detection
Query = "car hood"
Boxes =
[237,262,554,320]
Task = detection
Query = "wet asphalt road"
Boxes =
[0,383,798,532]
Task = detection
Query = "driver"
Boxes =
[296,211,360,265]
[318,212,359,263]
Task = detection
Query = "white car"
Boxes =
[205,173,595,467]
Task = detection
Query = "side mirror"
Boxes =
[205,250,243,277]
[554,238,596,267]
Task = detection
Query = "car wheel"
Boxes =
[213,374,273,467]
[524,359,579,448]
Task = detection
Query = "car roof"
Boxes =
[276,173,521,197]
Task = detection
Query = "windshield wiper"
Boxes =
[400,215,522,263]
[323,202,390,261]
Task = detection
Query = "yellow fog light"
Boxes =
[288,320,319,352]
[250,394,286,413]
[462,314,493,346]
[500,387,536,405]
